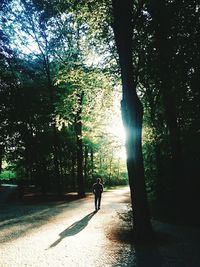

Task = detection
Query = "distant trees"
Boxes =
[0,0,127,195]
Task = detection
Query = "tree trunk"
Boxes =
[117,158,120,179]
[90,147,94,178]
[108,155,113,185]
[44,54,62,196]
[84,145,88,184]
[75,91,85,197]
[71,154,76,192]
[0,158,2,174]
[155,143,163,201]
[99,154,102,170]
[0,145,3,174]
[112,0,152,241]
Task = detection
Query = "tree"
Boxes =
[111,0,152,241]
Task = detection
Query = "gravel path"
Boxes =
[0,187,131,267]
[0,186,200,267]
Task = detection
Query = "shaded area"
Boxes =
[106,204,200,266]
[134,244,162,267]
[49,211,97,248]
[150,200,200,227]
[112,243,163,267]
[0,184,80,205]
[0,196,92,244]
[109,224,163,267]
[0,192,86,224]
[0,205,67,244]
[0,185,18,203]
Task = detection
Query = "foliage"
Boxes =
[0,0,127,195]
[134,0,200,205]
[0,171,16,180]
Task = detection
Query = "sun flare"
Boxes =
[105,93,127,160]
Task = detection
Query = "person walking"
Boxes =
[92,178,103,211]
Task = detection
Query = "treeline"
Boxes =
[0,0,127,196]
[136,1,200,209]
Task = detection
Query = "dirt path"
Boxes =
[0,186,131,267]
[0,186,200,267]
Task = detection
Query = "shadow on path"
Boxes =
[112,242,163,267]
[0,203,73,244]
[48,211,97,249]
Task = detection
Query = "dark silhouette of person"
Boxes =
[92,178,103,211]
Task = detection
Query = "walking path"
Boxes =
[0,187,131,267]
[0,186,200,267]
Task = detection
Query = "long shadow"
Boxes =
[48,211,97,249]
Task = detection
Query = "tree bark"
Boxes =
[75,91,85,197]
[42,50,62,196]
[112,0,152,241]
[90,147,94,178]
[71,154,76,192]
[84,145,88,184]
[108,155,113,185]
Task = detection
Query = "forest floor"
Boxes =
[0,186,200,267]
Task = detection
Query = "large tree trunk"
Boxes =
[112,0,152,241]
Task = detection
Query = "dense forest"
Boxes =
[0,0,129,197]
[0,0,200,240]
